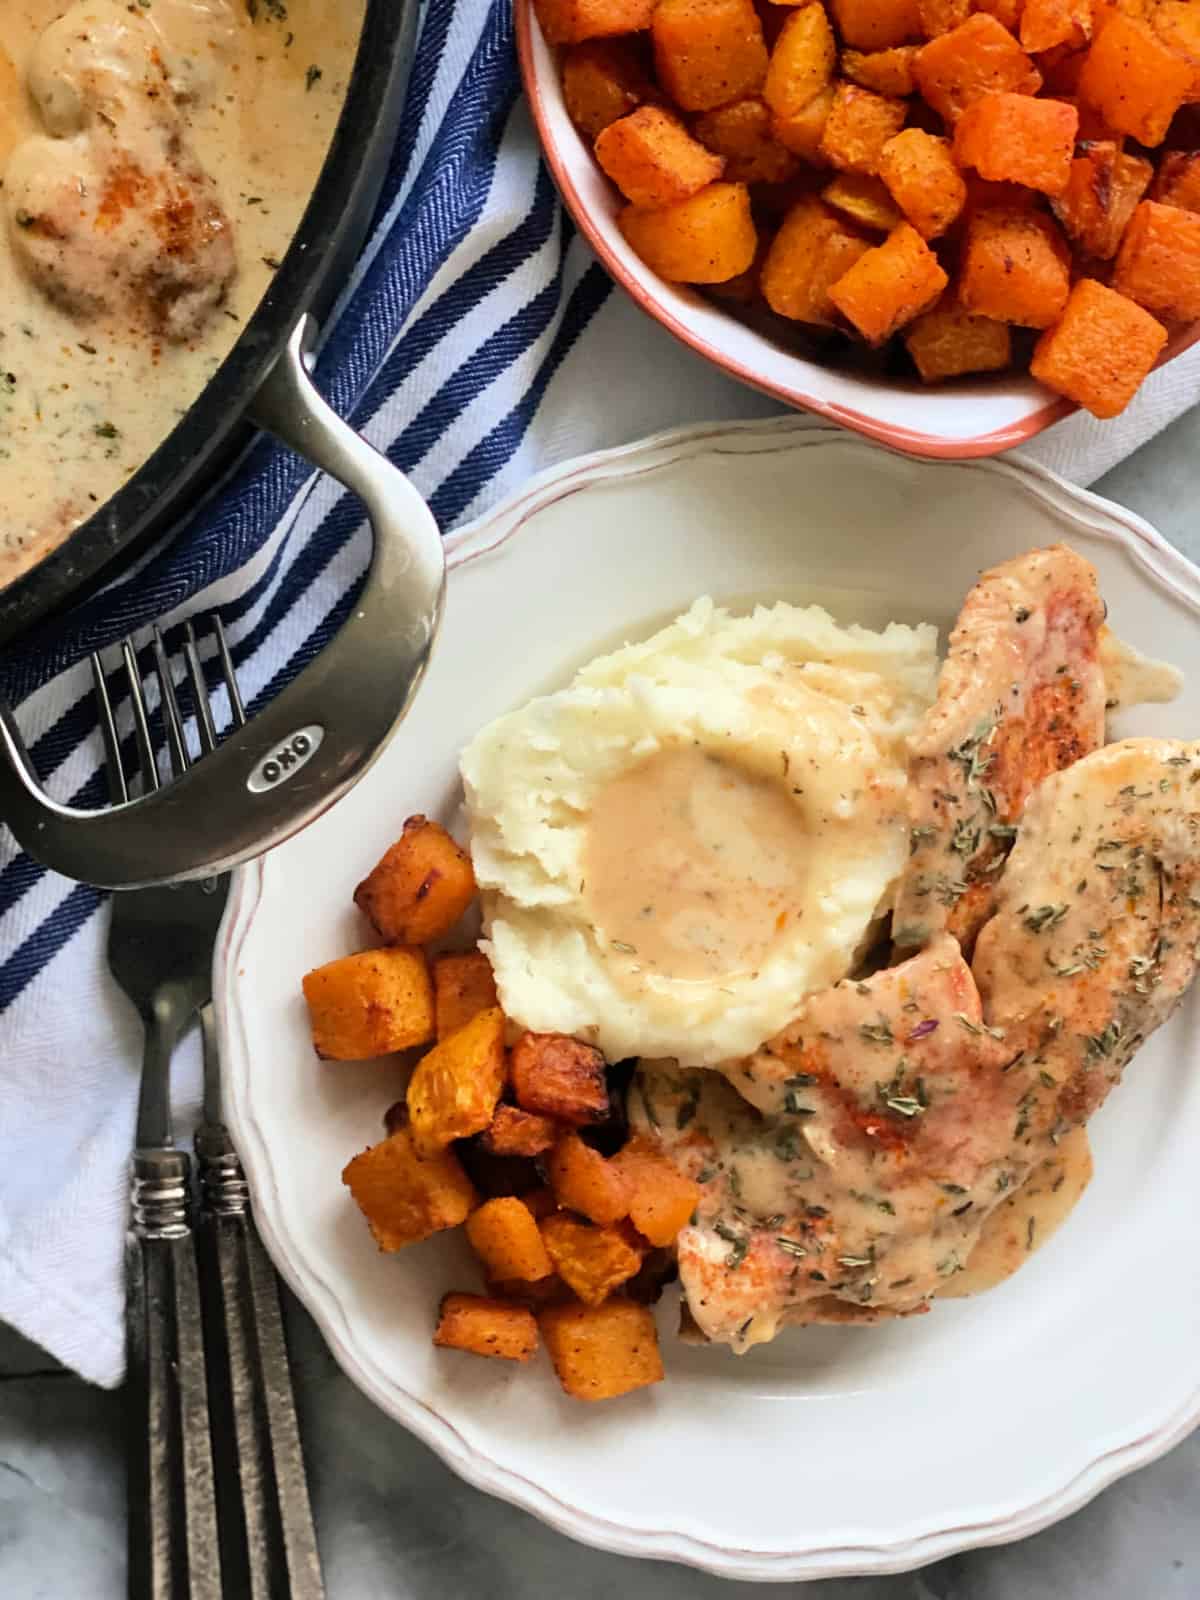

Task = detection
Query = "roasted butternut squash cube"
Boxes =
[1151,151,1200,215]
[343,1127,476,1250]
[652,0,769,111]
[1113,198,1200,319]
[1030,277,1165,414]
[878,128,967,236]
[562,39,656,140]
[596,106,725,206]
[406,1005,507,1152]
[539,1299,664,1400]
[829,219,950,339]
[953,92,1077,194]
[829,0,923,49]
[761,196,872,320]
[433,1293,538,1361]
[612,1138,703,1246]
[465,1196,554,1282]
[486,1273,572,1306]
[303,947,434,1060]
[1089,0,1145,26]
[619,182,758,281]
[1151,1,1200,102]
[694,96,801,183]
[770,83,837,156]
[914,13,1042,122]
[354,816,476,946]
[1051,140,1152,257]
[510,1032,611,1123]
[1020,0,1091,51]
[904,291,1013,376]
[819,82,907,173]
[532,0,655,44]
[919,0,971,36]
[432,950,498,1040]
[842,44,919,94]
[547,1132,633,1224]
[539,1214,643,1304]
[764,5,837,120]
[1056,92,1110,144]
[974,0,1024,29]
[960,206,1070,323]
[1077,12,1192,145]
[481,1102,559,1157]
[822,172,903,230]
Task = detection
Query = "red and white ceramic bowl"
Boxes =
[516,2,1200,459]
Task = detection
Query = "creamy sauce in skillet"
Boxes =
[0,0,362,585]
[584,747,812,982]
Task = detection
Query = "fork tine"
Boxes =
[212,616,246,730]
[183,621,218,756]
[152,627,189,778]
[121,637,159,794]
[90,652,129,806]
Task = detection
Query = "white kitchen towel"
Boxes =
[1,0,1198,1387]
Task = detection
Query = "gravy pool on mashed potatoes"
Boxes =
[461,597,939,1067]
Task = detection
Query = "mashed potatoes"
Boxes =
[461,598,938,1066]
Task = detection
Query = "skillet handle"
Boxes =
[0,318,445,889]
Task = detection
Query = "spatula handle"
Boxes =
[0,315,445,890]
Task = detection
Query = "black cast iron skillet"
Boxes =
[0,0,420,650]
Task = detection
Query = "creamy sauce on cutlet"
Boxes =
[940,1127,1092,1297]
[1099,628,1183,712]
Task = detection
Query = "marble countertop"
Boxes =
[4,406,1200,1599]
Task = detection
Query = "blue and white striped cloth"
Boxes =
[1,0,1197,1385]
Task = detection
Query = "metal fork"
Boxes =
[98,620,323,1600]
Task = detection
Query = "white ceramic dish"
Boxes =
[218,419,1200,1581]
[516,1,1200,460]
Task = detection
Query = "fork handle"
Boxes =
[126,1150,222,1600]
[194,1123,325,1600]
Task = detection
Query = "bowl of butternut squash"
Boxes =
[517,0,1200,456]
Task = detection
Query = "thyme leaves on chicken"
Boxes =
[1022,903,1069,934]
[714,1220,748,1271]
[859,1018,894,1045]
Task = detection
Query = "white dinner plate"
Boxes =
[217,419,1200,1581]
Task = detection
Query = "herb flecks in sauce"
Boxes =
[584,746,813,983]
[0,0,363,584]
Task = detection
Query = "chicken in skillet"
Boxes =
[5,0,236,340]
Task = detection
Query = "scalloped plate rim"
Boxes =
[216,417,1200,1580]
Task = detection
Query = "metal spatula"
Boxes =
[0,317,444,889]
